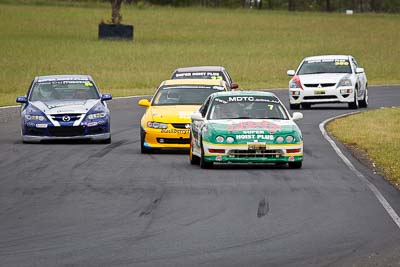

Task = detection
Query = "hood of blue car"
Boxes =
[30,99,100,115]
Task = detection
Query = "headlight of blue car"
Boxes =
[24,105,48,122]
[84,103,108,121]
[25,114,46,121]
[87,112,107,120]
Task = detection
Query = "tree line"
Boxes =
[121,0,400,12]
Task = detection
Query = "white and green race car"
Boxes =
[190,91,304,169]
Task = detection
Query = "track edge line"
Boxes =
[319,112,400,229]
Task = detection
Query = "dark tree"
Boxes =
[288,0,295,11]
[266,0,273,9]
[370,0,381,11]
[326,0,331,11]
[359,0,364,12]
[111,0,123,24]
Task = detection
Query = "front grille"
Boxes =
[48,126,85,137]
[229,149,283,158]
[303,95,338,100]
[171,123,190,129]
[304,83,336,88]
[27,128,46,136]
[87,126,105,135]
[157,138,190,144]
[51,114,82,122]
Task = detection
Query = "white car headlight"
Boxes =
[25,115,45,121]
[147,121,168,129]
[87,112,106,120]
[216,136,224,143]
[289,76,303,89]
[289,81,301,89]
[337,78,352,87]
[276,136,284,143]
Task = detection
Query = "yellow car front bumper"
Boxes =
[142,127,190,149]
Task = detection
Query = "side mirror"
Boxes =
[292,112,303,121]
[16,96,27,103]
[355,67,364,74]
[191,111,203,121]
[230,83,239,90]
[287,70,296,76]
[138,99,150,107]
[101,93,112,101]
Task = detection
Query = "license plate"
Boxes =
[248,143,266,150]
[314,89,325,95]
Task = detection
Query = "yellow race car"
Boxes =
[138,79,229,153]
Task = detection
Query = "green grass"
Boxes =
[327,108,400,189]
[0,3,399,106]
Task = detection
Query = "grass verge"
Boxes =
[0,2,399,106]
[327,108,400,190]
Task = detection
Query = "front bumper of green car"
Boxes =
[202,141,303,163]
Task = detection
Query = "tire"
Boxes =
[290,103,300,110]
[288,161,302,169]
[140,128,152,154]
[189,136,200,165]
[348,89,359,109]
[200,142,213,169]
[359,87,368,108]
[100,137,111,144]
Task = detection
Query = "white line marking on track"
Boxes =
[320,112,400,229]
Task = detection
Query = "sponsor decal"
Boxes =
[45,101,85,109]
[211,76,223,81]
[161,129,190,134]
[164,85,213,90]
[288,156,295,161]
[216,156,222,161]
[224,96,279,103]
[87,122,98,127]
[236,134,274,140]
[39,80,91,85]
[35,124,48,128]
[175,72,221,78]
[335,60,349,65]
[227,120,281,134]
[213,86,225,90]
[243,130,265,134]
[305,59,349,65]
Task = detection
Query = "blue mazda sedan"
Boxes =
[16,75,112,143]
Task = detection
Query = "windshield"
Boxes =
[30,80,100,101]
[208,95,289,120]
[172,71,226,82]
[152,85,226,106]
[297,59,352,75]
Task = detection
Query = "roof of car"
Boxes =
[211,90,277,98]
[303,55,351,61]
[173,66,226,73]
[161,79,227,87]
[36,75,93,82]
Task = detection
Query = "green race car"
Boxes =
[189,91,304,169]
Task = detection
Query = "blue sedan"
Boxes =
[16,75,112,143]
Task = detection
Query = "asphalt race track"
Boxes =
[0,86,399,267]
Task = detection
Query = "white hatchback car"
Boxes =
[287,55,368,109]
